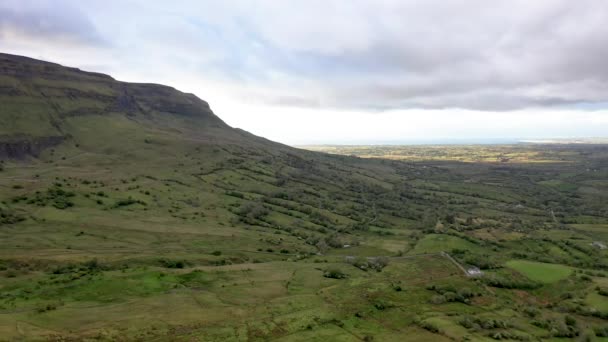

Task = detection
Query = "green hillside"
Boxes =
[1,53,608,341]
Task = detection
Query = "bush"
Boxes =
[113,197,147,208]
[459,316,510,330]
[595,326,608,337]
[482,274,541,290]
[36,303,58,313]
[346,256,389,272]
[237,202,269,223]
[417,320,441,333]
[52,197,74,209]
[159,259,187,269]
[564,315,577,326]
[427,284,477,304]
[225,191,244,199]
[0,208,25,225]
[597,287,608,296]
[323,268,347,279]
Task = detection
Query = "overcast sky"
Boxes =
[2,0,608,144]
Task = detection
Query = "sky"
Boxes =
[1,0,608,145]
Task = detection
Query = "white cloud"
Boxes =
[1,0,607,143]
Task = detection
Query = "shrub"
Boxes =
[0,208,25,225]
[113,197,147,208]
[237,202,269,222]
[417,320,441,333]
[159,259,187,269]
[36,303,58,313]
[52,198,74,209]
[564,315,577,326]
[459,316,510,330]
[323,268,347,279]
[225,191,244,199]
[597,287,608,296]
[482,274,541,290]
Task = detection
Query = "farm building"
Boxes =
[467,267,483,276]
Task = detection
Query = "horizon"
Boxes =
[293,137,608,147]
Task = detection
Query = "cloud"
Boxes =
[1,0,608,112]
[0,0,106,47]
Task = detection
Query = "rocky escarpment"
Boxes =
[0,135,65,159]
[0,52,243,159]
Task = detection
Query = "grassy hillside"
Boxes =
[1,53,608,341]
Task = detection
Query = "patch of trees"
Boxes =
[113,197,147,208]
[225,190,244,199]
[36,302,60,313]
[459,316,511,331]
[481,274,541,290]
[158,258,188,269]
[595,326,608,337]
[50,258,104,275]
[427,284,478,304]
[415,319,441,334]
[12,186,75,209]
[323,268,347,279]
[0,207,25,225]
[234,201,269,224]
[345,256,389,272]
[531,316,579,338]
[450,249,500,270]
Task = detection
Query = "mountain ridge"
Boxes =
[0,52,277,159]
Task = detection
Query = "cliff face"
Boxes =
[0,53,239,158]
[0,136,65,159]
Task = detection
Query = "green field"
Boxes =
[505,260,573,283]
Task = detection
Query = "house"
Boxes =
[467,267,483,276]
[591,241,607,250]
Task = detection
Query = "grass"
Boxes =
[410,234,481,254]
[505,260,572,283]
[586,292,608,313]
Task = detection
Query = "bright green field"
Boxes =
[505,260,572,283]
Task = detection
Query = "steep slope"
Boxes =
[0,52,281,159]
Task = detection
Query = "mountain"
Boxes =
[0,52,286,159]
[1,53,607,341]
